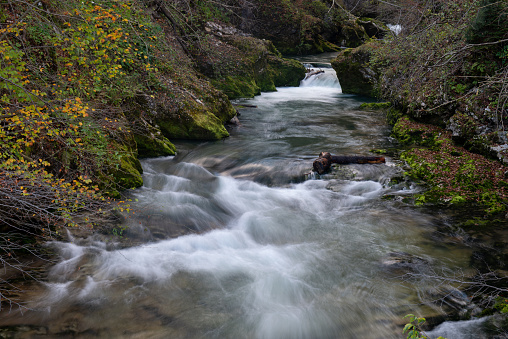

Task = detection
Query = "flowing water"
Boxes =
[0,54,483,338]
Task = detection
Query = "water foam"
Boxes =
[300,68,342,89]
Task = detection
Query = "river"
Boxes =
[0,53,485,338]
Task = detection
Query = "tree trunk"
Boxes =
[312,152,385,174]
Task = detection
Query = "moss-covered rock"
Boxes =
[111,134,143,190]
[200,32,305,99]
[135,133,176,159]
[356,17,390,39]
[156,103,230,140]
[331,42,380,97]
[124,96,177,158]
[115,151,143,189]
[338,19,370,48]
[447,112,499,159]
[212,76,261,99]
[268,56,306,87]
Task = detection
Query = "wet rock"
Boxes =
[426,286,472,313]
[381,251,430,273]
[228,115,241,126]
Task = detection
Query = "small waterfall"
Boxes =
[300,66,341,89]
[387,24,402,35]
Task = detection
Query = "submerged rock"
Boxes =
[381,251,430,273]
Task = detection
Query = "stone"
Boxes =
[331,43,380,97]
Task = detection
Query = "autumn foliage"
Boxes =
[0,0,163,306]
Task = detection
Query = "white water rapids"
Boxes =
[0,54,487,338]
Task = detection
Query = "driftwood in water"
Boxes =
[304,69,324,80]
[312,152,385,174]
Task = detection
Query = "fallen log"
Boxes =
[304,69,325,80]
[312,152,385,174]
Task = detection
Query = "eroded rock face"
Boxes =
[196,25,306,99]
[331,43,380,97]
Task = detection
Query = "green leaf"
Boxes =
[403,323,414,333]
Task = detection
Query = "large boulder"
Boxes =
[145,86,236,141]
[331,42,380,97]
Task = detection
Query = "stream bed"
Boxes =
[0,53,488,338]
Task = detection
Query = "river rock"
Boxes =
[331,42,380,97]
[425,286,472,312]
[381,251,430,273]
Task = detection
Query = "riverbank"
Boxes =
[331,2,508,328]
[358,106,508,336]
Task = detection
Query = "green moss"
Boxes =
[386,107,403,126]
[135,134,176,158]
[392,117,442,148]
[461,217,493,230]
[392,116,508,216]
[115,152,143,189]
[481,192,506,215]
[110,136,143,190]
[212,76,261,99]
[331,43,379,97]
[157,106,229,140]
[359,102,391,110]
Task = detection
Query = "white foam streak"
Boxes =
[46,174,384,300]
[40,162,401,338]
